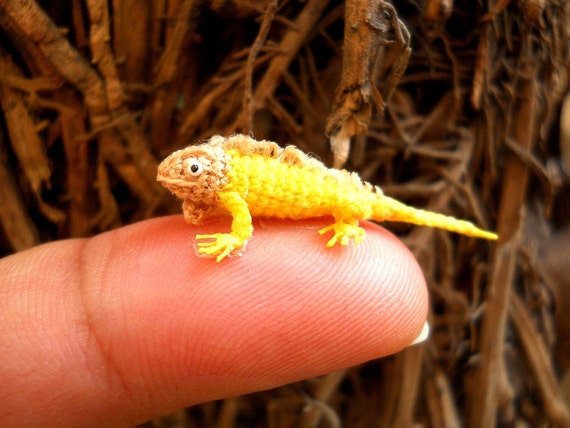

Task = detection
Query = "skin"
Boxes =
[0,216,428,427]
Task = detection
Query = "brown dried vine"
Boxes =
[0,0,569,427]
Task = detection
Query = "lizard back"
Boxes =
[220,136,376,220]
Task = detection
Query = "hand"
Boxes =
[0,216,428,426]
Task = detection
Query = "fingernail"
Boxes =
[409,321,430,346]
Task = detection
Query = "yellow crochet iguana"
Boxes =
[157,135,497,262]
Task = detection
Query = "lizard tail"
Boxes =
[373,193,498,240]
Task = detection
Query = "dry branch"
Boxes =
[0,0,108,119]
[1,0,161,201]
[510,293,570,425]
[0,52,65,224]
[0,54,51,196]
[252,0,331,109]
[239,0,278,132]
[325,0,410,167]
[0,0,568,426]
[0,139,39,251]
[58,91,95,237]
[149,0,196,149]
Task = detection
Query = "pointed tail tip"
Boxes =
[477,230,499,241]
[458,224,498,241]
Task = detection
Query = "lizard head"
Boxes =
[157,138,229,209]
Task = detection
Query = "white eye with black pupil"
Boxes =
[184,158,203,176]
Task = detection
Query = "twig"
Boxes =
[326,0,411,167]
[425,365,462,427]
[86,0,123,110]
[178,53,274,139]
[300,370,346,428]
[0,53,51,197]
[468,76,538,427]
[0,137,39,251]
[0,51,65,224]
[240,0,278,132]
[253,0,331,108]
[57,91,96,237]
[510,293,570,425]
[149,0,196,148]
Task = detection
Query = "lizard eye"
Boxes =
[184,158,203,176]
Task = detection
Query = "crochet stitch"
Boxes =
[157,134,498,262]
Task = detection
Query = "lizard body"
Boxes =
[157,134,497,262]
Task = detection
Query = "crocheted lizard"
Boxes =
[157,135,498,262]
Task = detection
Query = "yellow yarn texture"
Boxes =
[157,134,497,261]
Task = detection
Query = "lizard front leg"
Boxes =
[195,191,253,262]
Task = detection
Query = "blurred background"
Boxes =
[0,0,569,426]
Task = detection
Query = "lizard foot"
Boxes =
[318,220,366,247]
[195,233,247,262]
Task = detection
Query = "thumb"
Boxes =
[0,216,428,426]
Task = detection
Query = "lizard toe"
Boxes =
[196,233,246,262]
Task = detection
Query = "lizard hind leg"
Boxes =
[318,218,366,247]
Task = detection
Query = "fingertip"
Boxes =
[96,215,428,385]
[0,215,428,426]
[105,215,428,358]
